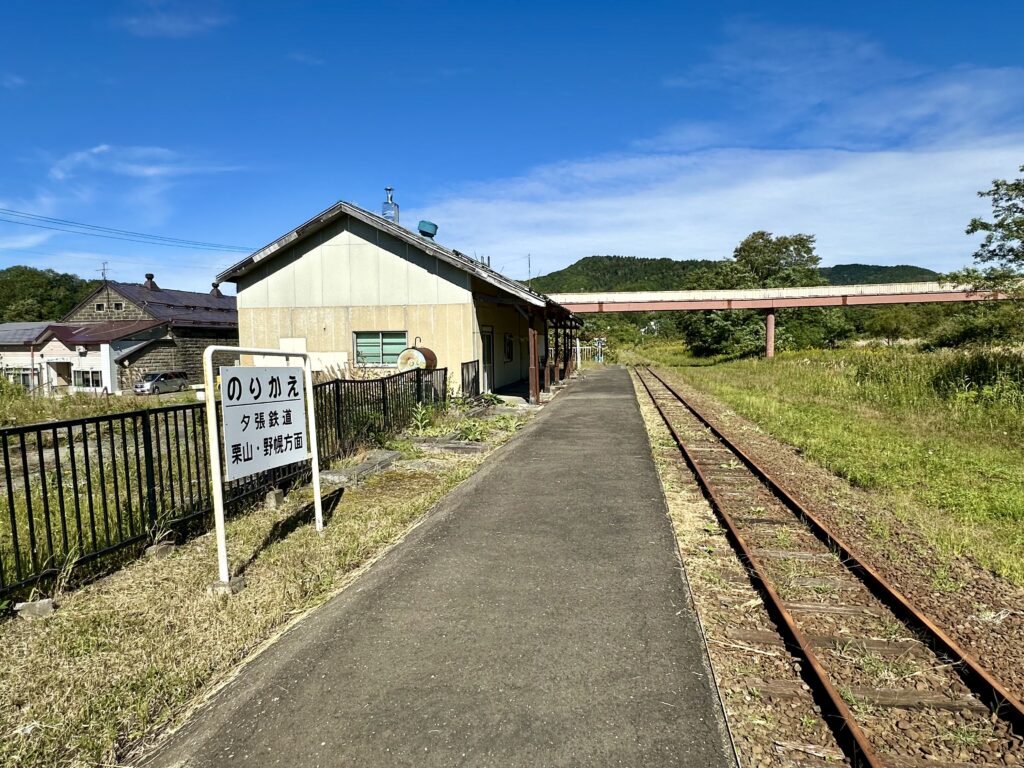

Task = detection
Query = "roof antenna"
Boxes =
[98,261,109,282]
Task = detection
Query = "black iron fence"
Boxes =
[0,367,447,599]
[461,360,480,400]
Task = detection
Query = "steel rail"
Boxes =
[635,367,883,767]
[642,365,1024,735]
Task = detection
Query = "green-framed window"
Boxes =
[354,331,407,366]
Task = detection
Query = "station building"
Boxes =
[216,201,578,395]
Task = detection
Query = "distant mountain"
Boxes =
[531,256,940,293]
[529,255,714,293]
[819,264,940,285]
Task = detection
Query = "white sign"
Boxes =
[220,366,308,481]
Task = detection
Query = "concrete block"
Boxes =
[14,598,55,619]
[416,439,489,455]
[496,394,528,406]
[145,542,176,559]
[207,576,246,596]
[320,450,401,487]
[265,488,285,508]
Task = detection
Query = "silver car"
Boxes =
[134,371,190,395]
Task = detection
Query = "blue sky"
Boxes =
[1,0,1023,292]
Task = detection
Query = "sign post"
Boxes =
[202,346,325,593]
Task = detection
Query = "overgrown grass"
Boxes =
[647,346,1024,583]
[0,378,194,428]
[0,458,481,767]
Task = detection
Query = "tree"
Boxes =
[819,309,856,349]
[1,298,45,322]
[957,164,1024,293]
[967,165,1024,269]
[677,231,824,356]
[731,231,822,288]
[865,306,917,345]
[0,266,97,321]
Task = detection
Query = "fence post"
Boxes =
[442,368,448,403]
[416,368,423,404]
[140,413,159,529]
[381,376,390,433]
[528,328,540,405]
[333,382,343,444]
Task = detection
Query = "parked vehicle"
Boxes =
[134,371,190,395]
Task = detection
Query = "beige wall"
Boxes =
[239,303,477,385]
[234,214,545,392]
[237,216,472,310]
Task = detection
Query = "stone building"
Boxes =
[59,274,238,390]
[0,275,237,394]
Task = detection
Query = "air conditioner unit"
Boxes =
[75,345,87,355]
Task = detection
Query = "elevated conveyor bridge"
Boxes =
[548,282,1007,356]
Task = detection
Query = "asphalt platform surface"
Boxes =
[141,366,735,767]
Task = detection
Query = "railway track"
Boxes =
[635,366,1024,767]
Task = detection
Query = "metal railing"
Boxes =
[0,367,447,598]
[460,360,480,400]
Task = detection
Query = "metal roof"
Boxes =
[103,282,236,327]
[216,201,571,315]
[47,320,166,345]
[0,322,53,346]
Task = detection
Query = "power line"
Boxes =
[0,207,253,250]
[0,216,250,252]
[0,207,253,252]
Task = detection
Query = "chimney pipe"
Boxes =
[382,186,399,223]
[144,273,159,290]
[210,282,224,298]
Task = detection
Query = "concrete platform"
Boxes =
[140,367,734,767]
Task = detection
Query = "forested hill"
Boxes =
[818,264,939,284]
[530,255,940,293]
[529,256,714,293]
[0,266,99,322]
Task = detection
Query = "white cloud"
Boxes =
[409,24,1024,279]
[117,0,229,38]
[409,142,1023,278]
[288,52,325,67]
[49,144,237,182]
[2,74,26,90]
[0,231,53,250]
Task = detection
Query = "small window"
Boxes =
[113,302,124,311]
[73,370,103,388]
[354,331,407,366]
[7,369,33,388]
[95,302,105,312]
[503,333,514,363]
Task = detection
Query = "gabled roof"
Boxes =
[217,201,566,313]
[47,320,166,345]
[63,281,237,328]
[0,322,52,346]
